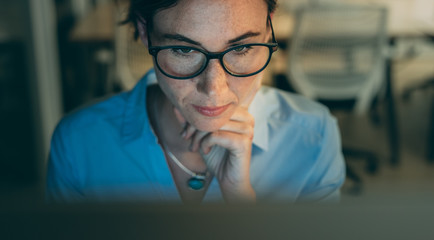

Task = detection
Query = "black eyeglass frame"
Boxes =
[146,15,279,80]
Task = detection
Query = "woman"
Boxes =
[47,0,345,204]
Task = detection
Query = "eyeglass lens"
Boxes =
[155,45,271,78]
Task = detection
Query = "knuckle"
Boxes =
[245,114,255,126]
[246,124,254,137]
[241,136,252,147]
[248,131,254,140]
[240,124,250,134]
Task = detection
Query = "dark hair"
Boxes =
[121,0,278,40]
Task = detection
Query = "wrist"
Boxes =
[221,181,256,204]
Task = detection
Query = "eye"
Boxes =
[231,45,252,55]
[172,47,194,54]
[233,46,248,52]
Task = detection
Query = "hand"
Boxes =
[175,107,256,203]
[174,86,259,203]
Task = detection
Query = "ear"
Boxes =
[137,16,149,48]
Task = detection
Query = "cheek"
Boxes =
[230,73,262,104]
[251,74,263,93]
[156,72,194,107]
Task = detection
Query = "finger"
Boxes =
[174,107,198,139]
[173,107,186,127]
[200,131,251,156]
[228,108,255,126]
[182,124,197,140]
[189,130,210,152]
[219,120,254,138]
[200,145,228,174]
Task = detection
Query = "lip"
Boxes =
[193,104,231,117]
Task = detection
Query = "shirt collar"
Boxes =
[121,69,269,151]
[249,88,269,151]
[121,69,157,144]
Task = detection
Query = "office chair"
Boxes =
[286,4,389,191]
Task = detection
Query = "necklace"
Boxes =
[148,86,209,191]
[164,146,208,190]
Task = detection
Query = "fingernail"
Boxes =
[185,131,192,140]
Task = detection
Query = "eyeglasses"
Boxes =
[147,16,278,80]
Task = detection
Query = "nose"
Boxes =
[196,59,229,97]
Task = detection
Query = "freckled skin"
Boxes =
[138,0,273,203]
[149,0,269,132]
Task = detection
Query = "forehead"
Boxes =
[152,0,269,41]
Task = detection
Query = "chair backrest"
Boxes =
[287,4,388,114]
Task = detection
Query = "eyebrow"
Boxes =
[162,34,202,46]
[227,32,261,44]
[162,31,262,47]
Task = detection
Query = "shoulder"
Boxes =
[51,70,154,154]
[53,92,129,142]
[49,93,129,173]
[47,92,135,202]
[250,87,345,202]
[252,86,334,135]
[250,86,339,163]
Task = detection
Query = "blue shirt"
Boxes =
[46,69,345,203]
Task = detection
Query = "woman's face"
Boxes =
[148,0,271,131]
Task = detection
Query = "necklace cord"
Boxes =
[165,147,207,180]
[149,86,208,181]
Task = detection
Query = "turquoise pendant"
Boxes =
[188,177,205,190]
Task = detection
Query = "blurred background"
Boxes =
[0,0,433,206]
